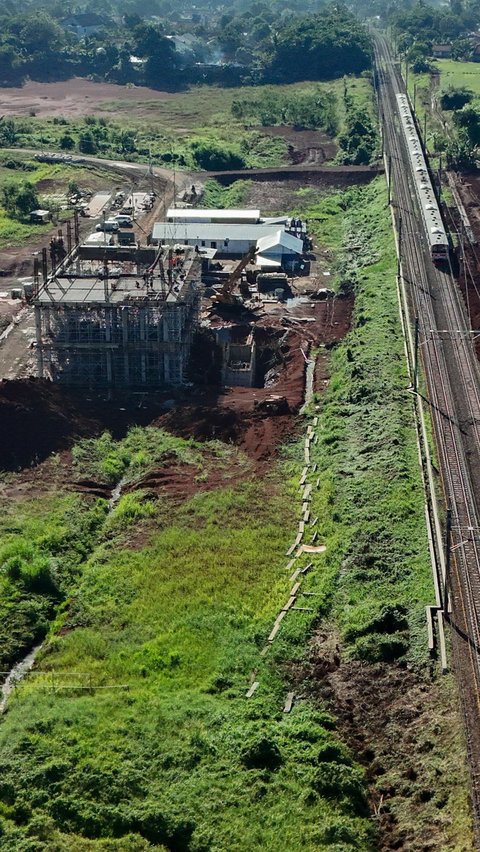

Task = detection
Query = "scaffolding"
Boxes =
[33,242,201,388]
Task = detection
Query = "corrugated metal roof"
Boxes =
[153,222,281,241]
[167,208,260,221]
[256,230,303,254]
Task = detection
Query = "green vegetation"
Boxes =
[407,58,480,168]
[201,179,252,209]
[0,154,120,248]
[0,177,470,849]
[231,88,338,133]
[2,180,38,219]
[71,426,235,487]
[337,92,379,165]
[281,180,431,662]
[391,1,480,58]
[0,460,375,849]
[0,494,107,671]
[439,85,474,111]
[0,76,375,174]
[435,59,480,97]
[0,5,371,89]
[264,9,371,83]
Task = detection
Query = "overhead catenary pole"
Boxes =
[413,315,419,393]
[387,154,392,205]
[397,214,403,278]
[444,505,452,612]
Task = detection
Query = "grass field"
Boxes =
[0,441,375,850]
[408,58,480,157]
[434,59,480,95]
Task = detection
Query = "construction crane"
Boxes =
[212,245,256,306]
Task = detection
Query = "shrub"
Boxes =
[191,141,245,171]
[240,736,282,771]
[440,85,473,111]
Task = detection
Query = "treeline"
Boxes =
[391,0,480,62]
[0,5,371,89]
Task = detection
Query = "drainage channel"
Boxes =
[0,644,43,714]
[1,478,126,715]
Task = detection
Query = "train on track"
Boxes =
[396,93,449,264]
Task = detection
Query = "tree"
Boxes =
[191,141,246,170]
[0,44,23,85]
[265,9,372,83]
[60,134,75,150]
[453,103,480,145]
[446,133,477,170]
[78,131,97,154]
[3,181,40,219]
[0,118,17,147]
[440,85,474,110]
[20,13,64,55]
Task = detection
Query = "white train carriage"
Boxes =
[396,93,449,264]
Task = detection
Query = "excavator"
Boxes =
[211,245,256,307]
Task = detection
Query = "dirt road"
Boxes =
[0,308,37,381]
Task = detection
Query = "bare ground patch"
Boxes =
[292,631,473,851]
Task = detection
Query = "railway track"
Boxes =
[375,35,480,837]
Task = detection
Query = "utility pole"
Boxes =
[444,505,452,612]
[413,81,417,113]
[413,315,419,393]
[424,112,427,149]
[387,154,392,205]
[397,214,403,278]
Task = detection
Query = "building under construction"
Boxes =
[32,229,201,388]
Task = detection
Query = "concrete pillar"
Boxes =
[122,308,130,385]
[105,307,113,385]
[163,310,171,383]
[34,306,44,378]
[139,308,146,384]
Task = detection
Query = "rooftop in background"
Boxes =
[153,223,285,243]
[166,208,261,224]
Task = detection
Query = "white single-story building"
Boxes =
[152,222,284,257]
[166,208,261,225]
[256,230,304,271]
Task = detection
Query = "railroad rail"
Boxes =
[375,34,480,837]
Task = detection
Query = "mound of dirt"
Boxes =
[255,125,337,165]
[0,379,97,469]
[0,379,166,470]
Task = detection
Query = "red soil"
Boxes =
[0,296,353,503]
[0,78,175,118]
